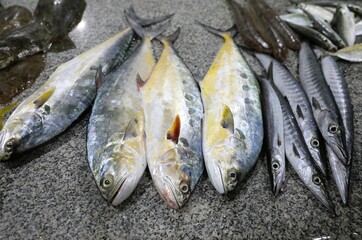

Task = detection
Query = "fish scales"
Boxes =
[141,34,204,209]
[200,29,263,194]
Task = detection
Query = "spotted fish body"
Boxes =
[255,53,326,176]
[200,25,263,194]
[141,30,204,209]
[87,24,157,205]
[0,28,134,161]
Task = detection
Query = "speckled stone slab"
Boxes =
[0,0,361,239]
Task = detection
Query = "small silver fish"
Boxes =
[334,5,355,46]
[326,43,362,62]
[280,13,313,28]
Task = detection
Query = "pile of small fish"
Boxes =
[281,1,362,62]
[226,0,301,62]
[254,41,353,214]
[0,0,86,104]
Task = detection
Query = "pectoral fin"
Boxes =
[296,105,304,119]
[49,36,76,52]
[0,101,18,130]
[167,115,181,144]
[312,97,321,110]
[221,105,234,134]
[33,87,55,108]
[292,143,300,158]
[124,112,144,140]
[95,65,106,89]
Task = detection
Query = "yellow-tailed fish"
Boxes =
[140,29,204,209]
[0,10,171,161]
[87,15,169,206]
[198,23,263,194]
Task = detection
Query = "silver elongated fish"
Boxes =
[0,11,171,161]
[87,16,168,206]
[280,13,313,28]
[140,29,204,209]
[257,69,285,196]
[325,43,362,62]
[199,23,263,194]
[299,42,347,165]
[255,53,326,176]
[321,56,353,204]
[271,77,334,213]
[296,3,334,22]
[334,5,355,47]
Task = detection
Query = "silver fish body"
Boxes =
[0,28,134,161]
[335,5,355,47]
[256,53,326,176]
[327,44,362,62]
[299,42,347,164]
[258,76,285,196]
[280,13,313,28]
[273,82,334,213]
[141,33,204,209]
[200,29,263,194]
[297,3,334,22]
[87,34,156,205]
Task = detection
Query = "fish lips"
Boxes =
[327,136,348,164]
[272,171,286,196]
[155,176,182,209]
[109,175,130,206]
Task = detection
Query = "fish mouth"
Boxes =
[158,176,180,209]
[327,138,348,164]
[273,176,286,196]
[109,175,129,206]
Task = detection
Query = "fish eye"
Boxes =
[312,175,322,186]
[101,176,114,189]
[4,138,18,153]
[328,124,338,134]
[310,138,320,148]
[229,171,237,179]
[272,161,280,170]
[179,181,189,194]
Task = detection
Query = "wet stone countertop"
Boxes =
[0,0,362,239]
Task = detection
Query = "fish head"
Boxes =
[205,136,244,194]
[319,110,346,162]
[93,137,146,206]
[305,168,334,213]
[269,148,286,196]
[153,146,198,209]
[0,127,21,161]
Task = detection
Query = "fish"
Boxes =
[34,0,86,52]
[272,74,334,213]
[0,20,53,70]
[334,5,356,47]
[226,0,271,54]
[255,52,326,176]
[247,0,287,61]
[0,5,33,35]
[312,1,362,17]
[87,16,168,206]
[325,43,362,62]
[140,29,204,209]
[296,3,334,22]
[355,20,362,36]
[257,68,285,196]
[299,42,347,165]
[280,13,313,28]
[321,55,353,165]
[0,11,172,161]
[198,23,263,194]
[287,22,337,51]
[0,53,46,104]
[254,0,301,51]
[302,9,346,49]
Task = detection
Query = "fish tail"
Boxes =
[0,101,18,130]
[196,21,236,39]
[157,28,181,45]
[125,6,174,27]
[125,13,170,40]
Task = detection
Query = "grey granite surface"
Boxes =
[0,0,361,239]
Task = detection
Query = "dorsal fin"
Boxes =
[167,115,181,144]
[125,13,170,40]
[312,97,321,110]
[235,128,246,140]
[292,143,300,158]
[296,105,304,119]
[221,105,234,133]
[125,6,174,27]
[95,65,106,89]
[33,87,56,108]
[0,101,18,130]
